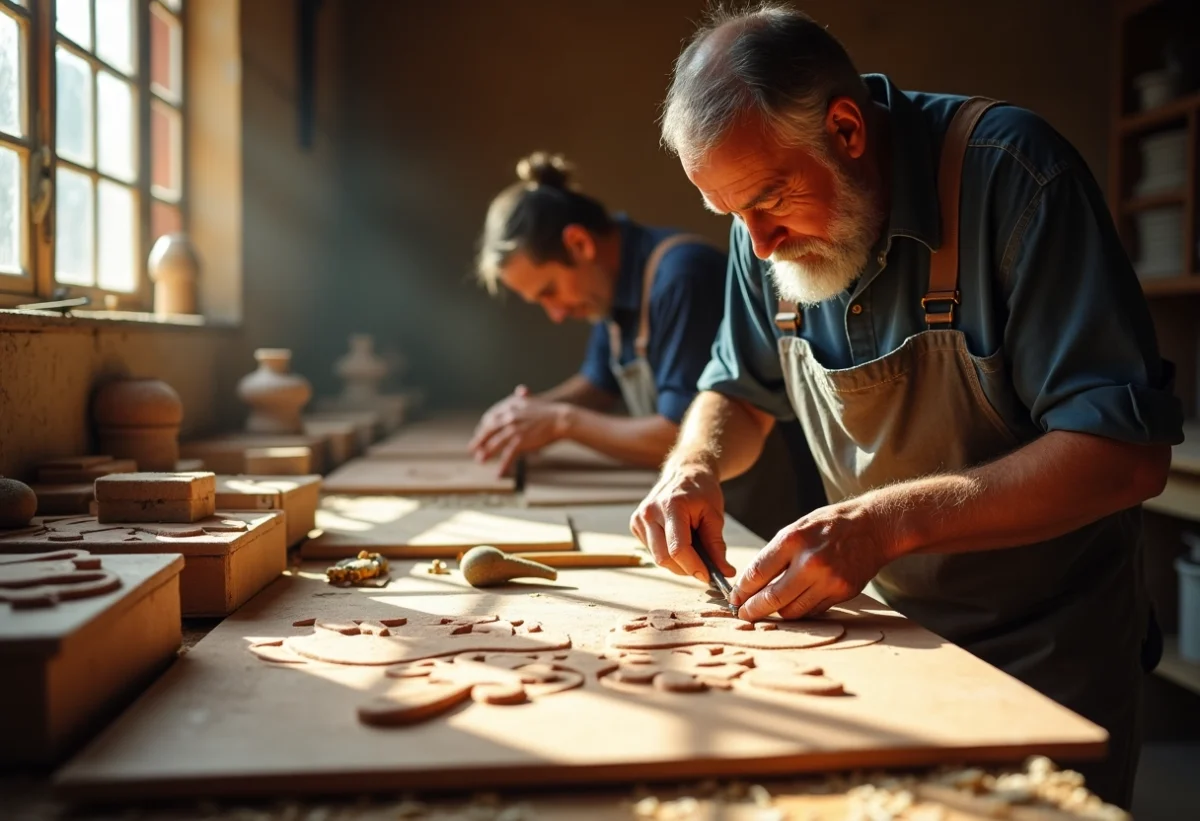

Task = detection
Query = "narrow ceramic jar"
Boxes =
[237,349,312,434]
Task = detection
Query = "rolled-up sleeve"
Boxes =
[698,220,796,420]
[1002,167,1183,444]
[647,244,728,423]
[579,321,620,396]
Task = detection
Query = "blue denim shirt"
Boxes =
[699,74,1183,447]
[581,215,728,423]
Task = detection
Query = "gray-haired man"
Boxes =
[632,4,1182,806]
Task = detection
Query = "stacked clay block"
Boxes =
[95,472,217,524]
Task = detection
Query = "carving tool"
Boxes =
[692,527,738,616]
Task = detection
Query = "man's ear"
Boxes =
[826,96,868,161]
[562,224,596,263]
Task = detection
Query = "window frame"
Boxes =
[0,0,40,296]
[0,0,188,310]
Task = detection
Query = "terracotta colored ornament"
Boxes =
[459,545,557,588]
[0,477,37,528]
[0,550,121,608]
[335,334,388,403]
[148,232,201,316]
[92,378,185,471]
[237,348,312,435]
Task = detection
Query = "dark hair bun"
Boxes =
[516,152,573,188]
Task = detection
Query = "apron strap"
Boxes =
[774,300,802,335]
[924,96,1002,328]
[609,232,715,361]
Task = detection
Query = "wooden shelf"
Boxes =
[1123,190,1187,212]
[1119,0,1162,19]
[1120,90,1200,134]
[1144,472,1200,521]
[1140,275,1200,296]
[1156,637,1200,696]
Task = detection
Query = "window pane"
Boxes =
[150,4,181,101]
[55,167,94,286]
[96,0,135,75]
[56,0,91,49]
[56,47,93,166]
[98,180,136,292]
[0,146,20,274]
[151,100,181,199]
[97,71,135,182]
[161,0,182,12]
[151,199,181,242]
[0,11,21,137]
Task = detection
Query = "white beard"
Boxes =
[767,159,882,308]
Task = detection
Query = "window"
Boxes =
[0,0,186,307]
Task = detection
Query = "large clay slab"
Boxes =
[302,496,573,558]
[321,459,515,496]
[365,416,478,460]
[524,440,625,471]
[524,468,658,506]
[180,434,330,474]
[54,504,1106,801]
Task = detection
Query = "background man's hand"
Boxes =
[731,497,897,621]
[470,385,570,476]
[630,458,736,582]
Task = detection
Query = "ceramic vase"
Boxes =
[92,378,184,471]
[1133,69,1179,111]
[335,334,389,403]
[148,233,201,316]
[237,349,312,435]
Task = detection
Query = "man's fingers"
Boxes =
[663,510,707,582]
[777,591,833,621]
[496,440,523,478]
[738,565,812,622]
[643,517,685,576]
[729,533,796,606]
[697,513,734,577]
[476,424,518,463]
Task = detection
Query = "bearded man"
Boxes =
[631,4,1183,808]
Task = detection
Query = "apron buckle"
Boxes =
[774,310,802,334]
[921,289,960,326]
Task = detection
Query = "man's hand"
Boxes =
[630,458,737,582]
[731,496,898,621]
[470,385,570,476]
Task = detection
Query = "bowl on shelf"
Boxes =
[1134,129,1188,197]
[1134,68,1180,111]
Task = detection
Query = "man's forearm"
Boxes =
[558,407,679,468]
[538,374,618,411]
[869,430,1171,561]
[666,391,775,480]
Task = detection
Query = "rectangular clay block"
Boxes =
[36,455,116,470]
[244,447,312,476]
[95,473,217,524]
[0,552,184,766]
[175,459,206,472]
[302,496,573,558]
[30,484,95,516]
[321,458,515,496]
[215,475,322,547]
[0,513,286,617]
[180,434,329,474]
[364,416,478,460]
[304,411,381,451]
[302,419,359,466]
[38,459,138,484]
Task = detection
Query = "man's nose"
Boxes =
[744,214,786,260]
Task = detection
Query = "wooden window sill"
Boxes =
[0,308,240,333]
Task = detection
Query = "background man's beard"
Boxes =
[767,162,882,307]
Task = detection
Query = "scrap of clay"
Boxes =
[459,546,557,588]
[608,610,844,651]
[602,645,756,693]
[292,618,317,627]
[742,669,846,696]
[812,627,884,650]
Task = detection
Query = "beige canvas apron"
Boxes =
[773,98,1146,805]
[607,233,711,417]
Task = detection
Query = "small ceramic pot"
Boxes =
[335,334,389,403]
[148,233,201,316]
[92,378,184,471]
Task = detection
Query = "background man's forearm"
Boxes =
[666,391,775,480]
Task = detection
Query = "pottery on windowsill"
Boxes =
[148,233,201,316]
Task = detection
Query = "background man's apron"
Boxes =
[773,98,1150,807]
[606,235,822,540]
